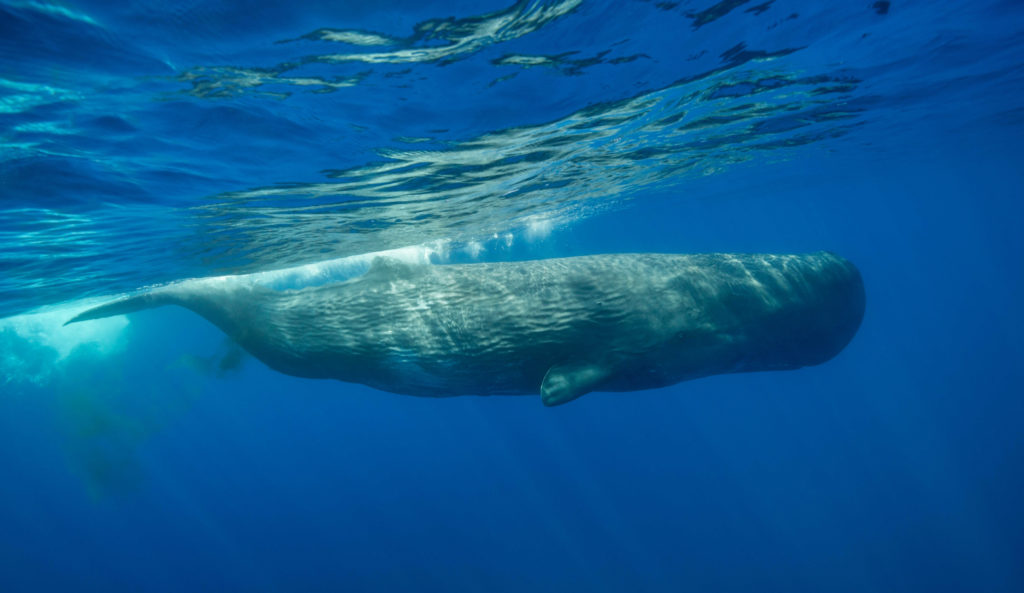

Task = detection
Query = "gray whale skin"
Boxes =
[66,252,865,406]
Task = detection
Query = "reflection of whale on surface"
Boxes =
[66,252,865,406]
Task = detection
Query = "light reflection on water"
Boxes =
[0,0,1020,318]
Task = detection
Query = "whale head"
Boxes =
[737,251,866,372]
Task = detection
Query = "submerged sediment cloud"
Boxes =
[0,304,232,497]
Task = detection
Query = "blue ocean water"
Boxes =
[1,0,1023,591]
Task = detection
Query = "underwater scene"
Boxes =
[1,0,1023,591]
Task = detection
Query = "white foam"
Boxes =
[232,241,451,291]
[523,214,556,241]
[0,299,129,361]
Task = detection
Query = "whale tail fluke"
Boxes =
[64,289,180,326]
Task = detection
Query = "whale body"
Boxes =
[66,252,865,406]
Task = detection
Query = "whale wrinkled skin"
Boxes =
[66,252,865,406]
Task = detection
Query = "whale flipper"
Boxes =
[64,291,177,326]
[541,362,611,407]
[64,283,253,341]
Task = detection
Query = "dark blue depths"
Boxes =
[1,1,1023,592]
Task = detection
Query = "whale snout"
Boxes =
[737,252,865,372]
[784,252,866,367]
[813,252,866,362]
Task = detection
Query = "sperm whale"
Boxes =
[66,252,865,406]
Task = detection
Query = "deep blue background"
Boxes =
[2,1,1023,591]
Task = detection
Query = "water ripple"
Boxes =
[1,0,1023,318]
[178,0,582,98]
[178,50,862,271]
